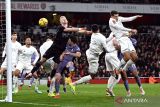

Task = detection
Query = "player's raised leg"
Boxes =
[70,50,99,93]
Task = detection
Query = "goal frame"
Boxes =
[0,0,12,102]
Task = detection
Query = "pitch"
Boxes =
[0,84,159,107]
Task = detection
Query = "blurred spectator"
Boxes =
[149,74,158,84]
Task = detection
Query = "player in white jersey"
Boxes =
[105,32,121,96]
[70,24,115,93]
[109,10,142,74]
[12,36,39,93]
[0,32,21,80]
[39,35,55,72]
[106,32,145,97]
[39,35,56,94]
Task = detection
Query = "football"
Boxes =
[39,18,48,27]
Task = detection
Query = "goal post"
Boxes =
[6,0,12,102]
[0,0,12,102]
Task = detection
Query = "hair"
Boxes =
[12,32,17,35]
[60,16,66,22]
[69,36,77,44]
[24,35,31,40]
[60,16,66,19]
[91,24,99,33]
[110,10,119,16]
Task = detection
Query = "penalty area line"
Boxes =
[13,101,59,107]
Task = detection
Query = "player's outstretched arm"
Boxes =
[109,19,132,32]
[64,27,85,32]
[106,32,114,42]
[78,30,92,35]
[32,49,40,65]
[120,15,143,22]
[65,51,81,58]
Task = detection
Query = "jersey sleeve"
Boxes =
[119,16,138,22]
[75,46,81,52]
[101,36,108,52]
[2,43,6,57]
[39,43,45,56]
[106,32,114,42]
[18,45,23,54]
[109,19,132,31]
[32,47,39,64]
[18,43,22,50]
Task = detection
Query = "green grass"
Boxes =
[0,84,160,107]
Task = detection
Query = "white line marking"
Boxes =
[13,101,59,107]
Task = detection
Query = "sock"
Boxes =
[20,73,25,83]
[74,75,92,85]
[134,75,142,88]
[119,58,126,69]
[31,62,41,74]
[48,76,51,81]
[49,78,55,93]
[107,75,115,90]
[0,74,2,80]
[124,79,130,91]
[68,77,72,84]
[35,78,39,90]
[63,80,66,89]
[30,76,34,86]
[110,74,121,91]
[13,76,18,89]
[55,81,60,94]
[129,64,137,71]
[65,77,72,84]
[122,59,134,71]
[116,58,126,70]
[129,64,142,88]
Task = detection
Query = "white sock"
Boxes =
[121,58,126,65]
[49,77,55,93]
[0,74,2,80]
[13,76,18,89]
[122,59,134,71]
[107,76,115,90]
[74,75,92,85]
[118,58,126,69]
[35,78,39,90]
[110,74,121,91]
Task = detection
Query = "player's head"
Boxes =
[60,16,68,25]
[11,32,17,41]
[68,36,77,45]
[91,24,99,33]
[110,10,119,20]
[25,36,32,46]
